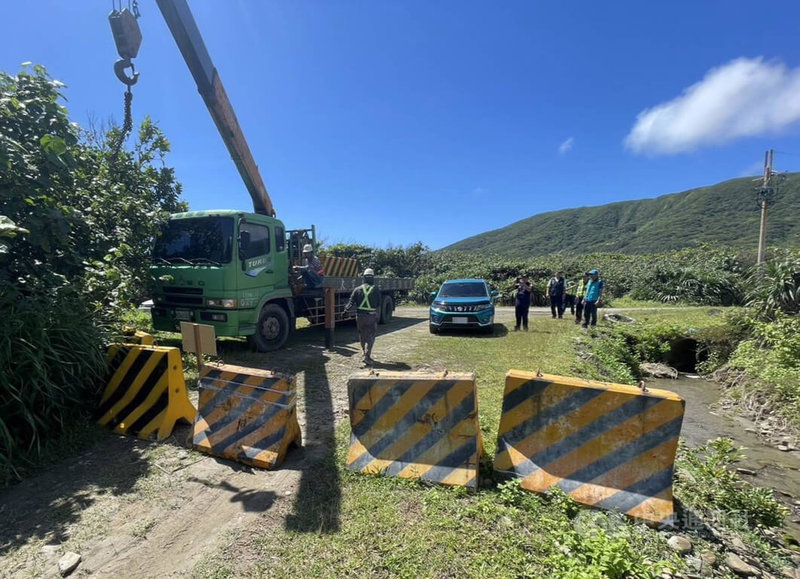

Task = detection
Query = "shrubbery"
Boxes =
[329,243,754,307]
[0,65,184,479]
[725,313,800,427]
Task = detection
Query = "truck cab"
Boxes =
[150,210,294,350]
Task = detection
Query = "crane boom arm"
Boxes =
[155,0,275,216]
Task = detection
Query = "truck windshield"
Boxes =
[439,282,488,298]
[152,217,234,264]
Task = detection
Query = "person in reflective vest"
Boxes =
[293,243,325,288]
[344,268,382,364]
[574,272,589,325]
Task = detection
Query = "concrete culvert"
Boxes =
[667,337,704,373]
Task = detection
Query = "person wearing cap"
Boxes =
[344,268,382,364]
[292,243,325,288]
[574,272,590,325]
[581,269,604,329]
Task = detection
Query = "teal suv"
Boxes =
[429,279,498,334]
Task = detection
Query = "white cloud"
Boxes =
[558,137,575,154]
[624,57,800,155]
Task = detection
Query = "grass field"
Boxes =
[193,308,770,578]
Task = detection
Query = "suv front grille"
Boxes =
[443,304,487,312]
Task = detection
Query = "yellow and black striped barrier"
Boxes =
[122,328,155,346]
[346,371,483,488]
[98,345,196,440]
[192,364,302,469]
[494,370,685,525]
[322,255,359,278]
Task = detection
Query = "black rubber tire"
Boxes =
[249,303,290,352]
[378,295,394,325]
[429,323,439,334]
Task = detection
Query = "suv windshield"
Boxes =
[439,282,488,298]
[152,217,234,264]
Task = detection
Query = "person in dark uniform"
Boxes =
[344,268,382,364]
[546,271,566,318]
[514,275,532,331]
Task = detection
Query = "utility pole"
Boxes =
[756,149,774,265]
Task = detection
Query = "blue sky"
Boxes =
[3,1,800,249]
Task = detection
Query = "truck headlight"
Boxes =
[474,304,492,311]
[207,298,237,308]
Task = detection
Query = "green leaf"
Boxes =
[0,216,29,239]
[40,134,67,156]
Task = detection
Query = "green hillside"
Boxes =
[445,173,800,257]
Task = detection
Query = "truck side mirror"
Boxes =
[429,291,437,298]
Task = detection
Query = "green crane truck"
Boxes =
[149,210,414,351]
[124,1,414,351]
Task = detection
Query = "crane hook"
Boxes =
[114,58,139,86]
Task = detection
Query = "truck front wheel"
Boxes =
[249,303,290,352]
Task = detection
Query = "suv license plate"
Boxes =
[174,309,192,321]
[453,317,468,324]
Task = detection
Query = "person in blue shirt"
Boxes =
[581,269,604,329]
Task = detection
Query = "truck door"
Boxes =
[237,219,277,310]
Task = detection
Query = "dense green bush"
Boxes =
[726,314,800,426]
[746,251,800,318]
[1,65,184,477]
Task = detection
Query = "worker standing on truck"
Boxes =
[293,244,325,288]
[344,268,382,365]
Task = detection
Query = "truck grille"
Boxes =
[161,286,204,306]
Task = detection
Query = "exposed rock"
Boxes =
[778,445,791,452]
[40,544,60,558]
[731,536,749,554]
[781,568,800,579]
[725,552,761,577]
[640,362,679,379]
[668,535,693,555]
[700,550,717,568]
[58,552,81,577]
[736,468,757,476]
[686,555,702,570]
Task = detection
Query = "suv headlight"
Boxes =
[474,303,492,311]
[207,298,237,308]
[431,301,444,311]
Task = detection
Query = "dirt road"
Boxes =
[0,310,427,578]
